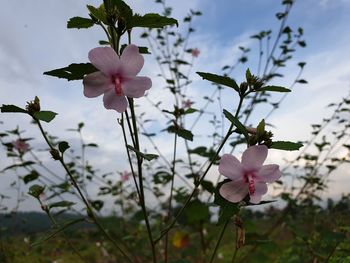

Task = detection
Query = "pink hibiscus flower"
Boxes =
[83,45,152,113]
[182,99,194,108]
[12,139,30,154]
[121,171,130,182]
[218,145,282,204]
[191,48,200,58]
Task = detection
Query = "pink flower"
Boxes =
[83,45,152,113]
[191,48,200,58]
[12,139,29,154]
[121,171,130,182]
[182,99,194,108]
[218,145,282,204]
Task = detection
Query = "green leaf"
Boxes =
[200,180,215,193]
[196,72,239,92]
[58,141,70,154]
[188,146,219,164]
[258,86,291,92]
[297,79,308,84]
[256,119,265,136]
[87,5,108,24]
[33,111,57,123]
[44,63,98,81]
[23,170,39,184]
[127,145,159,161]
[120,44,151,54]
[67,17,95,29]
[0,104,27,114]
[184,108,197,115]
[91,200,104,211]
[49,201,75,209]
[32,218,85,246]
[85,143,98,147]
[167,126,193,141]
[223,109,249,141]
[2,161,36,172]
[28,184,45,198]
[270,141,303,151]
[130,13,178,29]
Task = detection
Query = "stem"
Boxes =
[164,130,178,262]
[209,219,230,263]
[128,98,157,263]
[119,114,141,199]
[155,95,244,243]
[34,118,133,262]
[39,199,85,262]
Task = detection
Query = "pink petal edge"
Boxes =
[219,180,248,203]
[120,44,144,76]
[103,89,128,113]
[241,145,268,171]
[89,47,120,76]
[122,76,152,98]
[218,154,244,181]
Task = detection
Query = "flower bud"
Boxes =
[26,96,41,115]
[240,82,248,94]
[50,149,61,160]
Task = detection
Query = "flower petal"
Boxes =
[103,89,128,113]
[249,182,268,204]
[89,47,120,76]
[122,76,152,98]
[256,164,282,183]
[219,180,248,203]
[218,154,244,181]
[121,44,144,76]
[241,145,268,171]
[83,72,112,98]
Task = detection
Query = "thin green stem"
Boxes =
[155,95,244,243]
[128,98,157,263]
[119,114,141,199]
[164,130,178,263]
[34,118,133,262]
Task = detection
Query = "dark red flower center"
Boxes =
[113,75,123,96]
[245,172,255,195]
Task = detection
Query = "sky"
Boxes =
[0,0,349,213]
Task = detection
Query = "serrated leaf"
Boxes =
[33,111,57,123]
[23,170,39,184]
[0,104,27,114]
[58,141,70,154]
[44,63,98,81]
[87,5,108,24]
[270,141,303,151]
[49,201,75,209]
[130,13,178,29]
[127,145,159,161]
[258,86,291,92]
[2,161,36,172]
[67,17,94,29]
[197,72,239,92]
[120,44,151,54]
[28,184,45,198]
[32,218,85,246]
[223,109,249,141]
[167,126,193,141]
